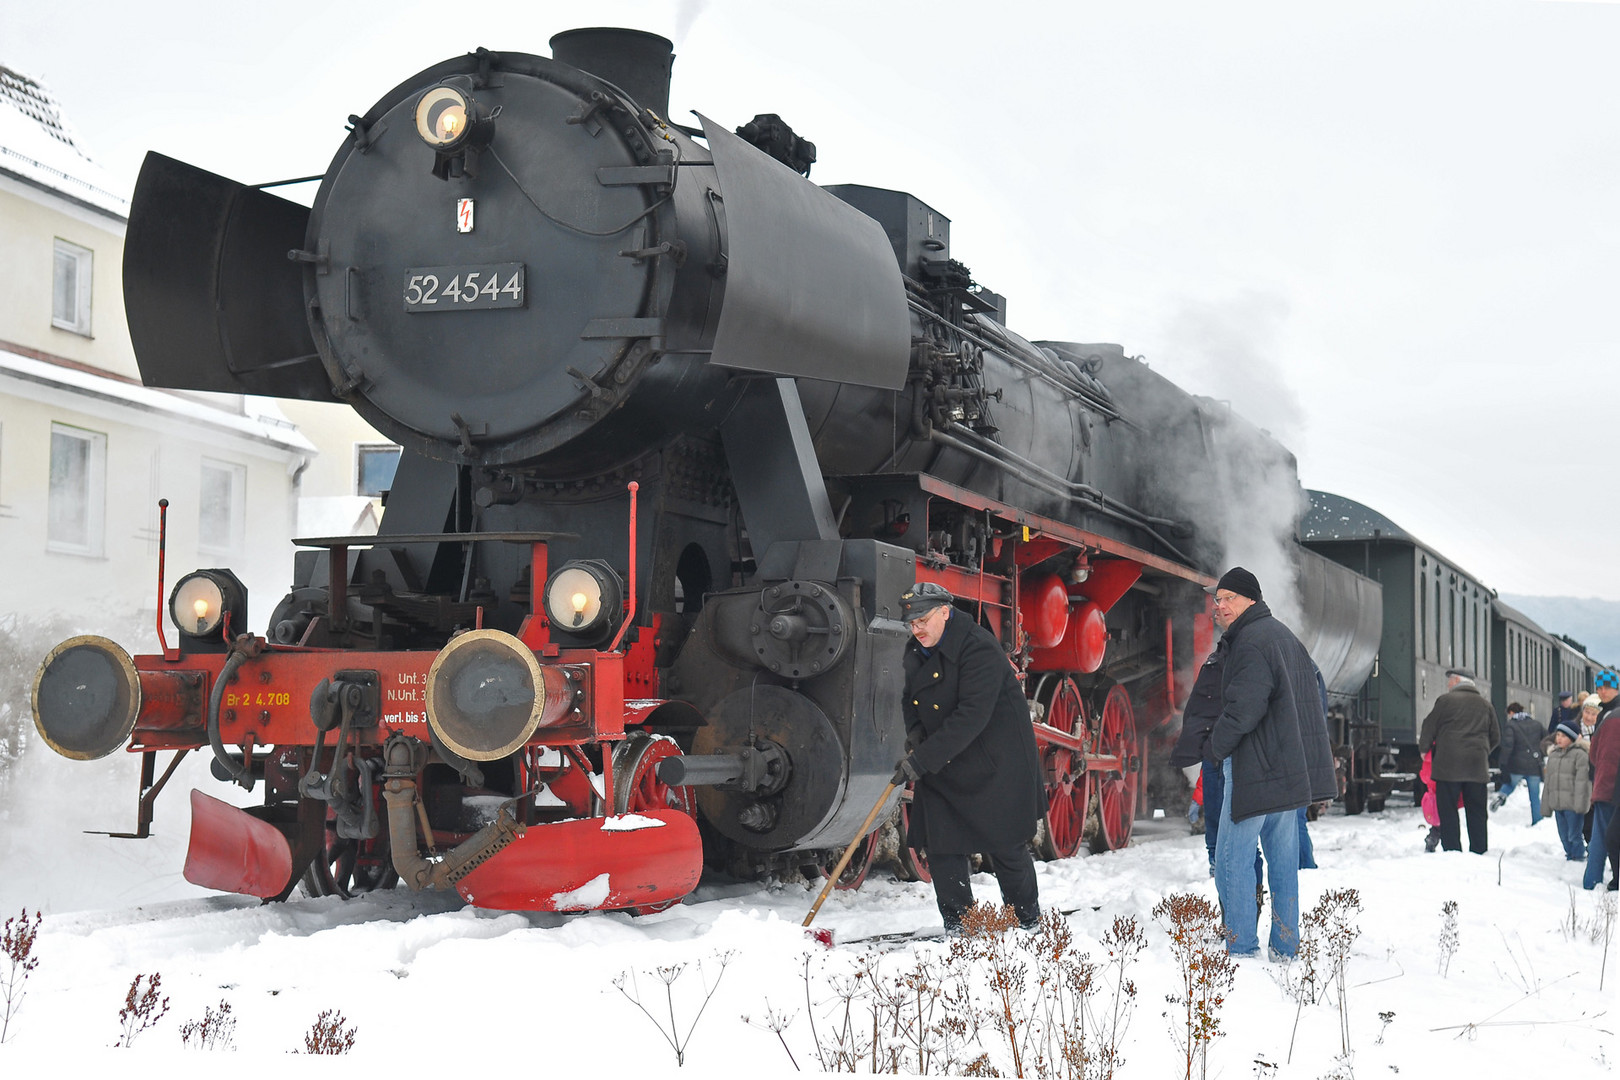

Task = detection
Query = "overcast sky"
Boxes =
[6,0,1618,598]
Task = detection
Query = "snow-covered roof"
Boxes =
[0,63,128,218]
[1300,490,1417,544]
[0,346,316,455]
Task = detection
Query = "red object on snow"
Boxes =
[455,810,703,911]
[183,789,294,898]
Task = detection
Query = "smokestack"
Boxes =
[549,28,675,120]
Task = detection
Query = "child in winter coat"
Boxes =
[1542,722,1591,861]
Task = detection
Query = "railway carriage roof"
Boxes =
[1302,490,1496,591]
[1491,598,1550,636]
[1301,491,1418,544]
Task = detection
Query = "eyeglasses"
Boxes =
[1212,592,1242,606]
[908,608,944,631]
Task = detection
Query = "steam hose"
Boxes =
[206,648,253,789]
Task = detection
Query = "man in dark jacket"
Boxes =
[1417,668,1500,854]
[1207,568,1337,960]
[1170,638,1231,873]
[1492,703,1545,824]
[893,582,1045,931]
[1549,692,1580,738]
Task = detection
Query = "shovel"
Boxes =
[802,780,899,942]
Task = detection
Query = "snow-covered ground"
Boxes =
[0,778,1613,1077]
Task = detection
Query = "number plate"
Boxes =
[403,264,526,312]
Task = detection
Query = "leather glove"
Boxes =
[891,755,921,786]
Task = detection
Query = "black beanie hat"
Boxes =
[1207,566,1262,602]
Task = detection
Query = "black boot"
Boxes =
[1424,827,1441,853]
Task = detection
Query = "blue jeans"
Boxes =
[1202,759,1265,879]
[1215,758,1301,957]
[1297,807,1316,869]
[1554,809,1586,860]
[1587,802,1616,889]
[1500,774,1542,823]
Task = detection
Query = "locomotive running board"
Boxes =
[455,811,703,912]
[182,790,295,899]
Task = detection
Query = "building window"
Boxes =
[198,460,246,554]
[52,239,93,336]
[356,444,402,497]
[48,423,106,555]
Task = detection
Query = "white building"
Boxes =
[0,62,396,646]
[0,63,405,911]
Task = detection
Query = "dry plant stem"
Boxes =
[795,902,1120,1077]
[1092,913,1146,1080]
[614,951,736,1068]
[115,972,170,1048]
[1317,889,1363,1056]
[742,999,800,1071]
[1284,902,1324,1064]
[1598,893,1616,991]
[1,908,42,1044]
[1438,900,1460,977]
[1153,893,1236,1080]
[179,999,236,1050]
[1426,970,1581,1037]
[302,1008,357,1054]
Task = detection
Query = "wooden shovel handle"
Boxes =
[803,781,899,927]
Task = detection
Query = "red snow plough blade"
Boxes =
[455,810,702,912]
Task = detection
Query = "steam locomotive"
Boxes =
[30,29,1383,911]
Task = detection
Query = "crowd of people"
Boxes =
[887,566,1619,959]
[1414,674,1620,890]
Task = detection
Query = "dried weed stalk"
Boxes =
[115,972,170,1048]
[1,907,41,1044]
[301,1008,357,1054]
[179,998,237,1050]
[1153,893,1236,1080]
[614,950,736,1066]
[1315,889,1362,1056]
[1437,900,1459,978]
[1596,892,1617,991]
[789,903,1141,1078]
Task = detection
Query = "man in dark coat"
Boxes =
[1417,667,1500,854]
[1170,638,1232,874]
[1206,567,1337,959]
[1549,692,1580,738]
[1492,702,1545,823]
[893,582,1045,932]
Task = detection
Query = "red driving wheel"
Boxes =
[895,796,931,883]
[1089,685,1138,852]
[1034,676,1091,860]
[612,734,697,914]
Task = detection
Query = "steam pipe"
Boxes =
[379,733,524,890]
[927,427,1195,564]
[382,777,523,890]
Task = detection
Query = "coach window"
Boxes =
[1433,575,1442,665]
[199,460,246,555]
[52,239,93,336]
[1418,560,1428,660]
[47,422,106,556]
[357,444,402,498]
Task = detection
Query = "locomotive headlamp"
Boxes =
[415,82,496,179]
[169,569,248,652]
[543,560,624,643]
[415,86,475,149]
